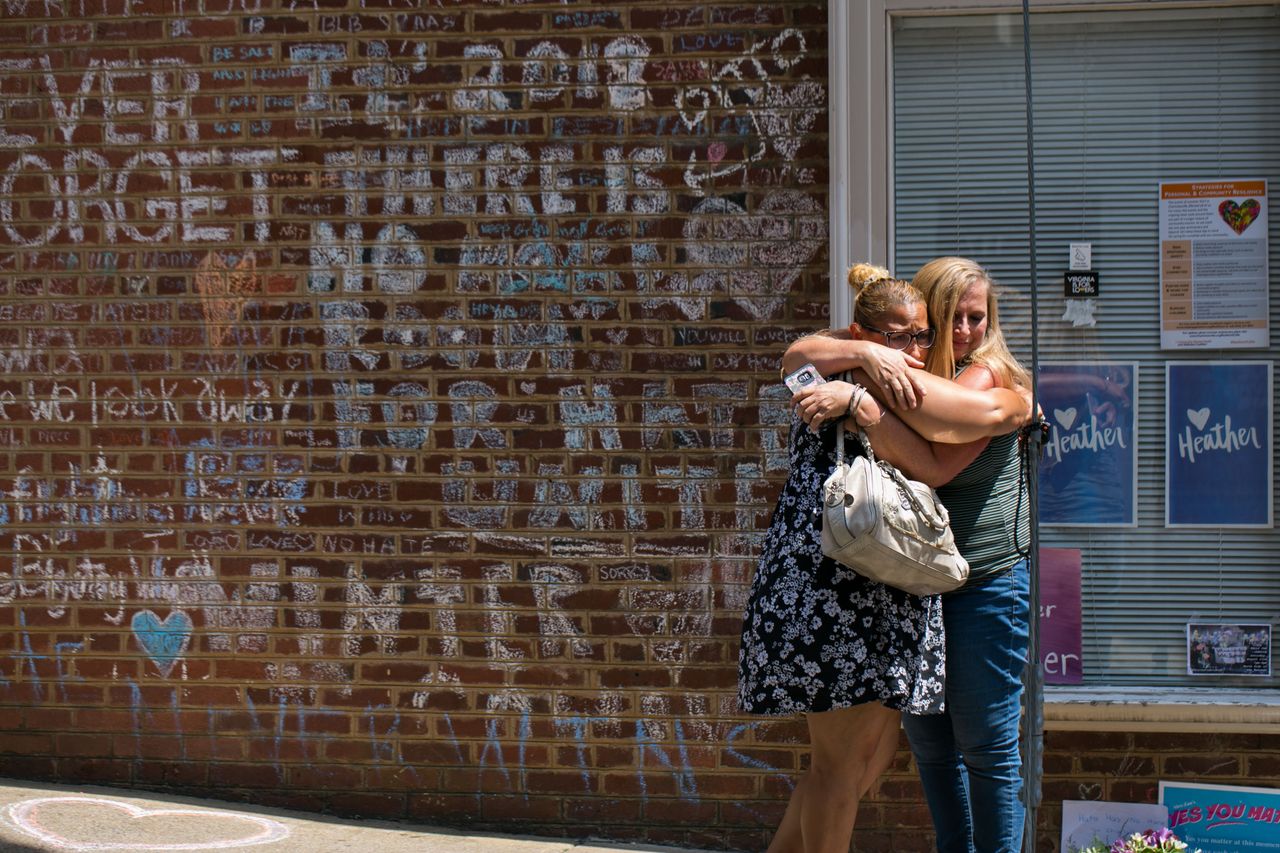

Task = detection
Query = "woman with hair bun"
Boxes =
[738,264,1029,853]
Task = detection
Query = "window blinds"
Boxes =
[891,7,1280,686]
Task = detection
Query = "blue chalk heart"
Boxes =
[131,610,193,677]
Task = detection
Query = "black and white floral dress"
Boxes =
[737,416,947,716]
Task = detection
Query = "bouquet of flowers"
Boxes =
[1081,827,1202,853]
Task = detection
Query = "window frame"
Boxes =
[827,0,1280,729]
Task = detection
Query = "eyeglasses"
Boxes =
[857,321,937,350]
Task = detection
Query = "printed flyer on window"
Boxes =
[1038,362,1137,526]
[1159,179,1269,350]
[1187,623,1271,677]
[1166,361,1273,527]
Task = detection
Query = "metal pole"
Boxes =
[1019,3,1045,853]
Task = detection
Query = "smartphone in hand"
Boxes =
[783,363,824,393]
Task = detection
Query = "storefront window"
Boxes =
[888,6,1279,687]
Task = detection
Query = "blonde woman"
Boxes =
[738,266,1028,853]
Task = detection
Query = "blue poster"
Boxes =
[1160,780,1280,853]
[1038,362,1137,526]
[1166,362,1273,527]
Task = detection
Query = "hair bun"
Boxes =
[847,262,892,294]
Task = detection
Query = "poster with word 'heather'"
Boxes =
[1166,361,1272,527]
[1038,362,1137,526]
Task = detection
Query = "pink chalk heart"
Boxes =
[707,141,727,163]
[7,796,291,850]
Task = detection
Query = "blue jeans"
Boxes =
[902,559,1030,853]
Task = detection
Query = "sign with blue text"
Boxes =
[1166,361,1272,527]
[1160,781,1280,853]
[1038,362,1137,526]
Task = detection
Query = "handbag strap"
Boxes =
[876,449,950,531]
[833,378,873,470]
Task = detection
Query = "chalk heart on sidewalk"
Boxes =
[7,796,291,851]
[130,610,193,677]
[1186,407,1212,431]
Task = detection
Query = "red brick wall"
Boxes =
[0,1,827,849]
[1,2,1272,851]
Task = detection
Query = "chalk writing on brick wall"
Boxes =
[0,6,828,848]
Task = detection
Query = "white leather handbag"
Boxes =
[821,427,970,596]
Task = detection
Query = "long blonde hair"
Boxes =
[912,256,1029,388]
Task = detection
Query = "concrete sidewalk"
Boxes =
[0,778,713,853]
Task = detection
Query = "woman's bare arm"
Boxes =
[853,365,1029,443]
[789,373,994,481]
[783,330,926,409]
[792,365,1028,445]
[783,330,868,376]
[860,408,988,487]
[853,366,1002,484]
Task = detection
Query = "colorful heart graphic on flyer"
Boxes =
[1218,198,1261,235]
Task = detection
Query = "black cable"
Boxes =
[1014,417,1050,560]
[1020,2,1045,852]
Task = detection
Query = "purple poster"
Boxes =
[1166,361,1273,527]
[1038,362,1137,526]
[1039,548,1083,685]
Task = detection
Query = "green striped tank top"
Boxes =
[936,429,1029,582]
